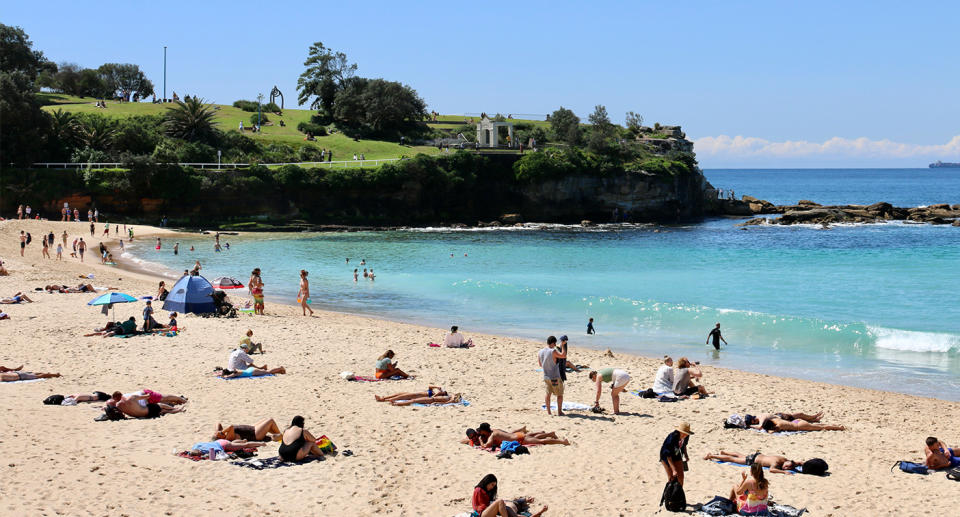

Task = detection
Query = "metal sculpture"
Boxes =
[270,86,284,113]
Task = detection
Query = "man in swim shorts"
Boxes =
[704,450,808,474]
[925,436,960,469]
[109,391,184,418]
[1,371,61,382]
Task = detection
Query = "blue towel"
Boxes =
[711,460,794,474]
[500,441,520,453]
[411,399,470,407]
[218,374,274,380]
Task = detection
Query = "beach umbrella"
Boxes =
[87,291,137,320]
[162,275,216,314]
[210,276,245,289]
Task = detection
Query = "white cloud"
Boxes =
[693,135,960,160]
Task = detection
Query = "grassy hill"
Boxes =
[38,94,441,161]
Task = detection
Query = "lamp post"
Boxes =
[163,46,167,102]
[217,150,221,169]
[256,93,264,129]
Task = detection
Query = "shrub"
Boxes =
[296,145,323,162]
[233,100,281,112]
[296,121,327,136]
[249,112,269,126]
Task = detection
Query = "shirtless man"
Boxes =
[704,451,804,474]
[1,371,61,382]
[107,391,185,418]
[465,423,569,448]
[389,393,461,406]
[924,436,960,469]
[755,415,844,433]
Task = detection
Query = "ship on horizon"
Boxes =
[930,160,960,168]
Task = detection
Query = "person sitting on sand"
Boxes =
[1,371,61,382]
[239,329,263,353]
[114,317,138,336]
[227,341,267,371]
[388,392,462,406]
[924,436,960,469]
[673,357,709,398]
[472,474,548,517]
[756,415,845,433]
[375,350,409,379]
[278,415,326,462]
[444,325,474,348]
[0,292,34,304]
[214,418,282,442]
[165,312,178,331]
[730,463,770,515]
[375,386,446,402]
[589,367,631,415]
[652,356,674,394]
[704,451,829,475]
[189,438,269,456]
[157,281,169,301]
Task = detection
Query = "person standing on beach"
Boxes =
[249,268,264,315]
[587,317,595,335]
[556,335,569,381]
[77,238,86,262]
[61,231,68,247]
[17,205,23,220]
[19,231,26,256]
[56,243,63,260]
[538,336,566,416]
[707,323,727,350]
[298,270,314,316]
[660,422,693,486]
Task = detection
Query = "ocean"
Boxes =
[125,168,960,400]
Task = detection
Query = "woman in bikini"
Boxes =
[278,415,326,462]
[213,418,282,442]
[375,386,445,402]
[477,427,569,448]
[759,416,845,433]
[375,350,409,379]
[297,269,314,316]
[389,393,463,406]
[221,366,286,378]
[730,463,770,515]
[249,268,264,315]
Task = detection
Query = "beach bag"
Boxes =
[660,480,686,512]
[892,460,928,475]
[639,388,657,398]
[43,394,65,405]
[947,467,960,481]
[315,435,336,454]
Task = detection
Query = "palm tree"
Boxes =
[164,97,217,142]
[75,115,118,150]
[49,109,78,144]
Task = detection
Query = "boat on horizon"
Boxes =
[929,160,960,168]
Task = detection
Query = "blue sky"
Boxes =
[7,1,959,167]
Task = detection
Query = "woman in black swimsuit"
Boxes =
[278,416,325,462]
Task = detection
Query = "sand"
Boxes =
[1,218,958,516]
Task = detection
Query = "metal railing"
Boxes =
[31,159,402,170]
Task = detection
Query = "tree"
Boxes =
[549,106,581,146]
[333,78,427,137]
[97,63,154,99]
[587,104,615,153]
[163,97,218,143]
[0,24,51,165]
[74,114,118,151]
[625,111,644,134]
[296,42,357,115]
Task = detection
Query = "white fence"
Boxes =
[31,159,402,170]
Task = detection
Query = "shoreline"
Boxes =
[114,225,960,404]
[3,219,960,516]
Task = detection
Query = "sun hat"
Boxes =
[676,421,694,435]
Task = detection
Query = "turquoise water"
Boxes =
[127,169,960,400]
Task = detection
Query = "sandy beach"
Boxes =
[1,218,958,516]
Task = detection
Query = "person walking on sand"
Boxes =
[19,231,26,256]
[538,336,566,416]
[660,422,693,486]
[298,269,314,316]
[89,221,95,237]
[707,323,727,350]
[77,238,87,262]
[41,237,50,259]
[62,231,68,247]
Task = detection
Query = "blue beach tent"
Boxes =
[162,275,216,314]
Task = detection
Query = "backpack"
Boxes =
[43,394,65,405]
[699,495,736,516]
[892,460,928,475]
[659,480,686,512]
[947,467,960,481]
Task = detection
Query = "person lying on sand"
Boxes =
[106,391,184,418]
[389,393,462,406]
[0,292,34,304]
[214,418,282,442]
[464,423,569,448]
[924,436,960,469]
[748,412,823,426]
[375,386,446,402]
[1,371,60,382]
[703,451,829,475]
[278,415,326,462]
[755,415,844,433]
[0,365,23,372]
[84,321,121,337]
[473,474,548,517]
[45,283,96,293]
[189,438,269,456]
[375,349,409,379]
[221,366,287,378]
[58,391,113,404]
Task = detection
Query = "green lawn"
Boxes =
[39,94,440,161]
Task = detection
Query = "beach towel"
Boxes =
[350,375,408,382]
[230,455,325,470]
[218,374,274,380]
[541,401,592,411]
[751,428,808,436]
[2,378,45,384]
[694,500,806,517]
[428,342,441,347]
[410,399,470,407]
[710,460,795,474]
